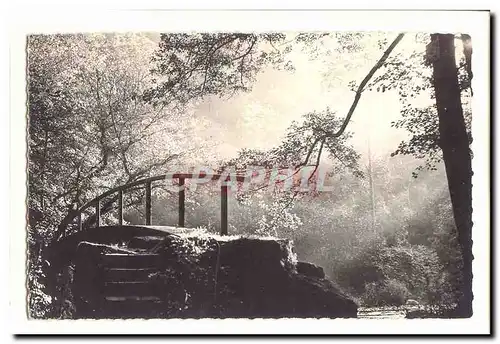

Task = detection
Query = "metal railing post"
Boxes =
[178,177,185,227]
[221,184,228,235]
[145,181,152,225]
[78,213,82,232]
[118,189,124,225]
[96,199,101,228]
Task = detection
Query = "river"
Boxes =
[357,307,407,319]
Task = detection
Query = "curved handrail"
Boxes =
[57,173,250,240]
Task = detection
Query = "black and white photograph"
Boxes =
[8,8,491,336]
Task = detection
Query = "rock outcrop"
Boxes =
[61,228,358,318]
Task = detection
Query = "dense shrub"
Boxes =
[362,279,409,307]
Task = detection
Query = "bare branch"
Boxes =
[295,136,323,169]
[308,138,325,183]
[324,33,405,139]
[231,37,258,62]
[293,33,405,172]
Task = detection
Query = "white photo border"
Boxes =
[8,8,491,335]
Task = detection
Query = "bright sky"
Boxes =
[190,33,425,164]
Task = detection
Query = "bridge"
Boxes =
[56,172,249,240]
[50,172,252,318]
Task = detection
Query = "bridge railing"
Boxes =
[57,173,248,240]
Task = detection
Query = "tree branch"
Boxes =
[295,136,323,169]
[308,138,325,183]
[324,33,405,139]
[293,33,405,172]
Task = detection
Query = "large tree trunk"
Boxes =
[429,33,473,317]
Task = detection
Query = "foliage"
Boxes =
[28,33,192,235]
[270,109,363,176]
[144,155,462,309]
[362,33,472,177]
[363,279,410,307]
[329,169,461,307]
[27,33,206,317]
[255,193,303,237]
[146,32,368,106]
[27,244,53,318]
[145,33,291,106]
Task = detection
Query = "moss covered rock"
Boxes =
[60,227,358,318]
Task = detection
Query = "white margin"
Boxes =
[7,8,491,335]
